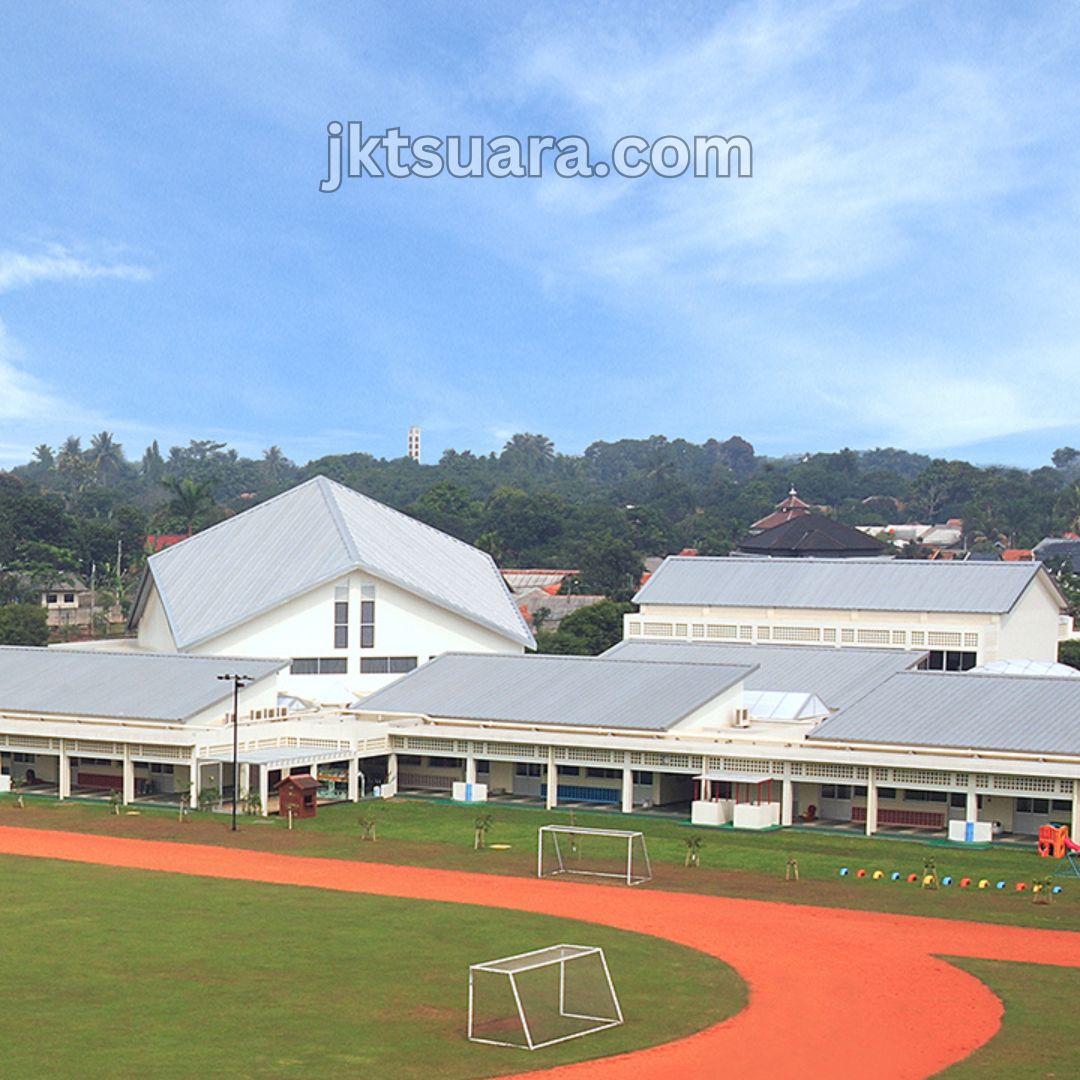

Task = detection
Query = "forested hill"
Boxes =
[3,433,1080,612]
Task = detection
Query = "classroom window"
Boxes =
[290,658,348,675]
[334,594,349,649]
[515,763,542,778]
[821,785,852,800]
[557,765,580,777]
[585,767,621,780]
[360,585,376,648]
[904,789,948,803]
[427,757,459,769]
[633,771,654,785]
[360,656,418,675]
[924,650,978,672]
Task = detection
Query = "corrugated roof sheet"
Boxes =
[633,556,1054,614]
[137,476,534,650]
[603,640,921,711]
[356,652,755,731]
[0,647,285,722]
[811,670,1080,756]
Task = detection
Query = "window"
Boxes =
[515,762,542,777]
[476,760,490,774]
[428,756,460,769]
[334,595,349,649]
[821,784,852,800]
[13,752,36,763]
[904,789,948,803]
[950,792,967,808]
[46,593,58,604]
[360,656,418,675]
[633,771,653,785]
[1052,799,1072,812]
[290,658,348,675]
[1017,798,1051,815]
[398,754,422,766]
[585,767,621,780]
[877,787,897,800]
[557,765,580,776]
[63,593,75,604]
[924,650,977,672]
[149,763,175,774]
[360,585,376,648]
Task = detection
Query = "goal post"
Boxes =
[468,944,623,1050]
[537,825,652,886]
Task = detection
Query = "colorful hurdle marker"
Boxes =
[838,868,1063,895]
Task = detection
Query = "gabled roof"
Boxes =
[603,640,921,711]
[749,487,812,532]
[355,652,754,732]
[810,670,1080,757]
[131,476,534,650]
[633,556,1063,615]
[738,513,889,556]
[0,647,286,723]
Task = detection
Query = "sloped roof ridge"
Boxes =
[16,645,288,666]
[320,476,534,645]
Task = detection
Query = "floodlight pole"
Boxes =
[217,673,252,831]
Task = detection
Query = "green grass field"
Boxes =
[939,958,1080,1078]
[4,796,1080,1075]
[6,794,1078,930]
[0,854,743,1079]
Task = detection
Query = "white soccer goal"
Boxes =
[537,825,652,886]
[468,944,623,1050]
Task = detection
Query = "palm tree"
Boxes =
[89,431,124,483]
[32,444,55,469]
[161,477,216,537]
[502,433,555,472]
[262,445,290,483]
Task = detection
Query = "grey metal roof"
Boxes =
[811,670,1080,756]
[133,476,534,650]
[0,647,286,723]
[633,556,1058,614]
[603,640,921,711]
[356,652,755,731]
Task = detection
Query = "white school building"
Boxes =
[5,515,1080,840]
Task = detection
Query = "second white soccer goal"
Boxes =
[537,825,652,886]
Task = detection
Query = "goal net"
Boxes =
[537,825,652,886]
[468,944,623,1050]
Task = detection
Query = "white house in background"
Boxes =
[128,476,534,701]
[629,556,1071,667]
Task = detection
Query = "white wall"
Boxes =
[161,571,523,702]
[137,585,178,651]
[996,579,1066,662]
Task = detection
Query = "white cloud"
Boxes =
[0,244,151,294]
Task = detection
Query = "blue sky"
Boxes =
[2,1,1079,469]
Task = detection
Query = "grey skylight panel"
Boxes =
[633,556,1048,614]
[357,653,755,731]
[602,640,920,711]
[811,671,1080,756]
[142,476,534,650]
[0,648,285,722]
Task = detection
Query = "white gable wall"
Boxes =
[996,577,1070,662]
[173,571,524,701]
[136,584,179,652]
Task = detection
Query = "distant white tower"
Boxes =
[408,426,421,463]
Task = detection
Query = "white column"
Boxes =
[122,748,135,805]
[864,768,878,836]
[190,753,200,805]
[385,752,398,797]
[545,748,557,810]
[259,766,269,817]
[621,767,633,814]
[781,776,794,826]
[1072,779,1079,840]
[58,741,71,800]
[348,757,360,802]
[966,788,978,822]
[465,753,477,786]
[239,763,251,803]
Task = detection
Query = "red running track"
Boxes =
[2,825,1079,1079]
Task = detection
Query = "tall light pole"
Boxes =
[217,673,252,832]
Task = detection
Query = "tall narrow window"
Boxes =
[334,586,349,649]
[360,584,376,648]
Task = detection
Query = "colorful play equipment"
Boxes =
[838,866,1062,896]
[1037,824,1080,877]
